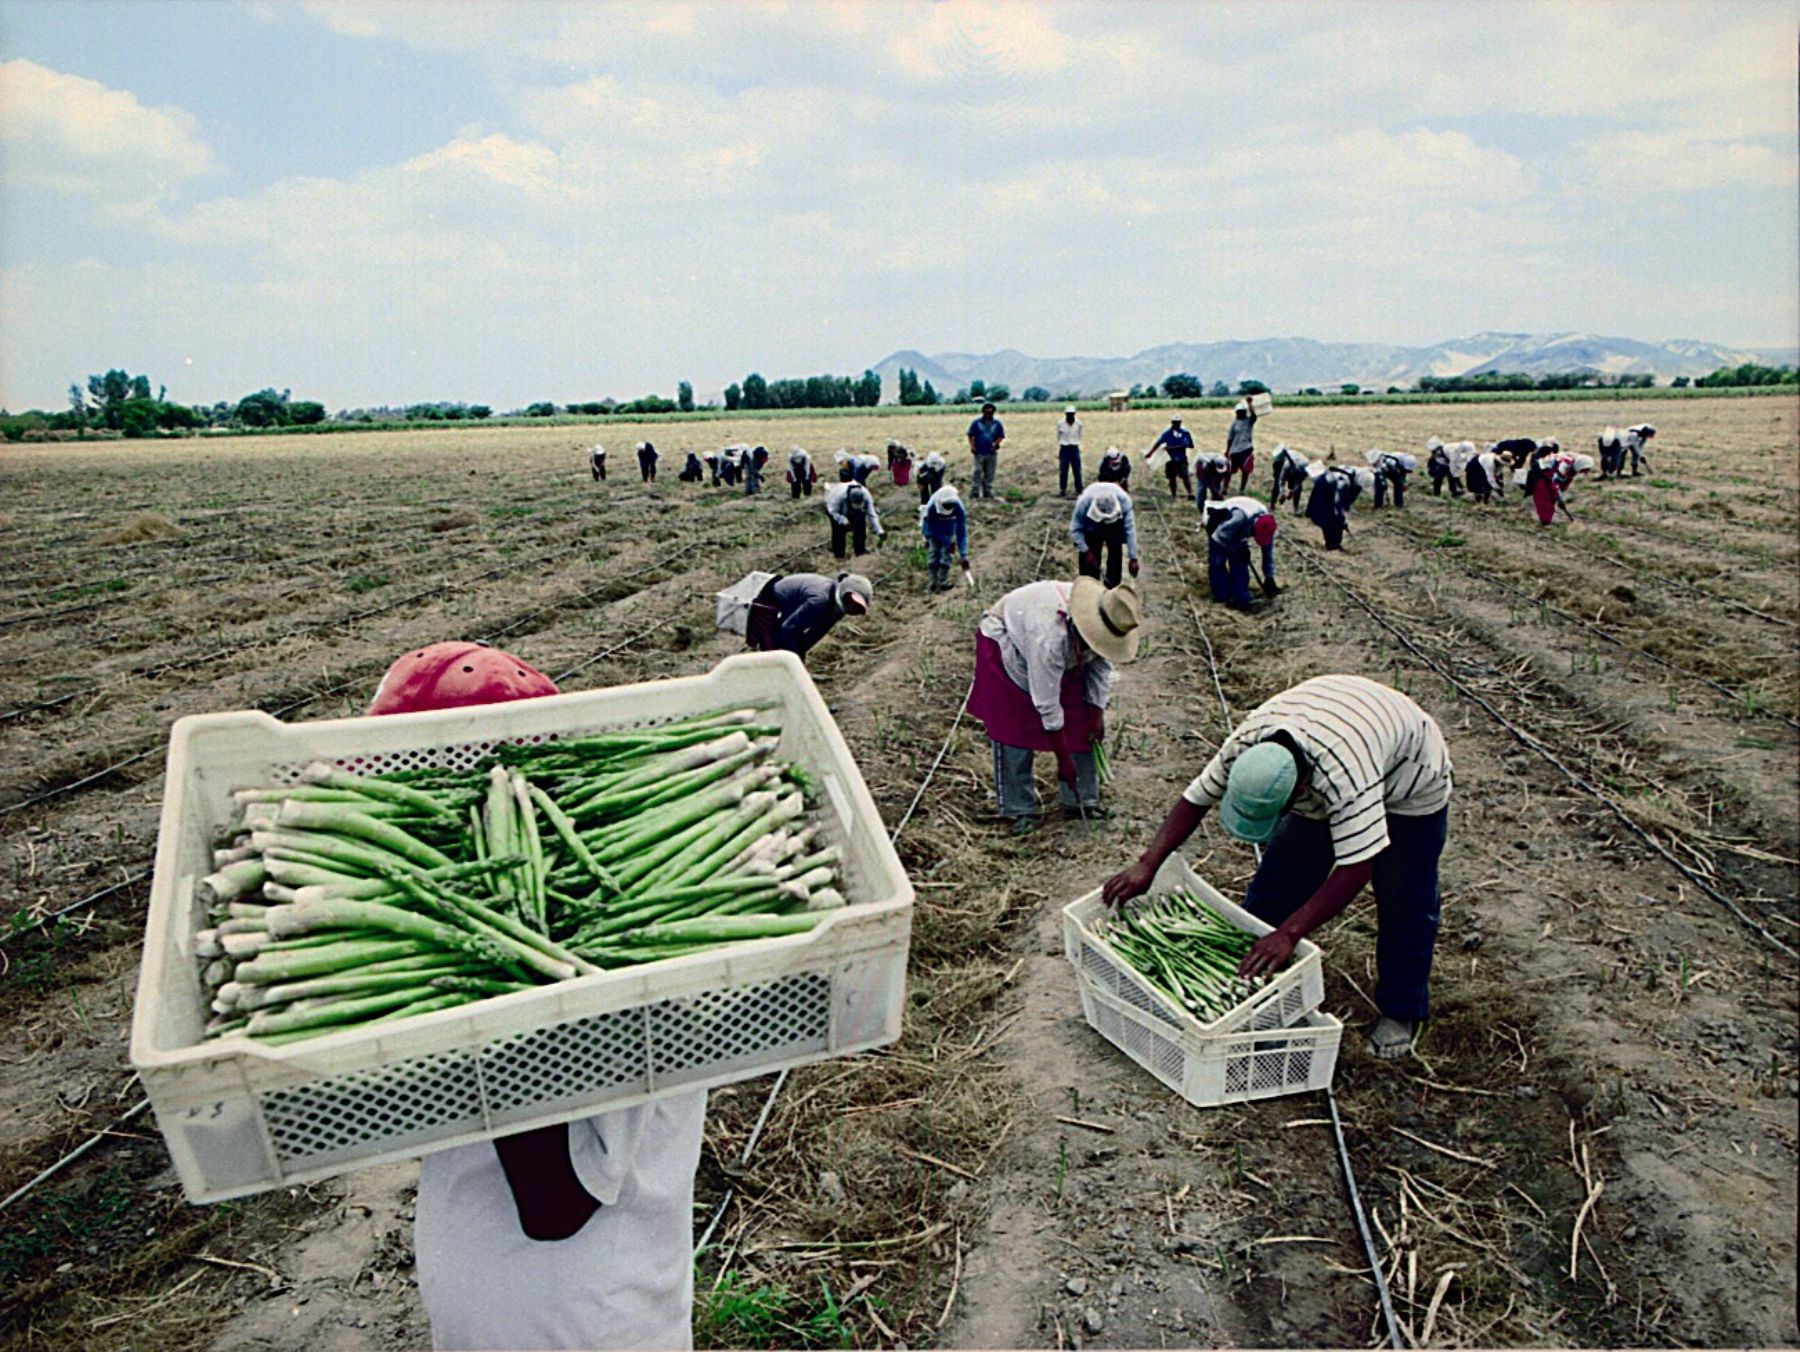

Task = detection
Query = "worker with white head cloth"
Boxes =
[587,444,607,481]
[919,484,971,592]
[1104,673,1453,1062]
[823,480,883,558]
[970,577,1144,834]
[1070,481,1139,588]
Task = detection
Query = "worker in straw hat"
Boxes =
[369,642,709,1351]
[1103,673,1453,1061]
[969,578,1144,835]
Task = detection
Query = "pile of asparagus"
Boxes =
[1101,890,1269,1024]
[194,709,848,1045]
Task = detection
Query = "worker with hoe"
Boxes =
[919,483,972,592]
[1070,480,1140,588]
[1056,405,1085,497]
[636,440,659,483]
[967,400,1006,499]
[916,449,948,504]
[587,444,607,481]
[370,641,706,1351]
[1226,396,1259,492]
[1203,495,1279,610]
[1148,416,1195,499]
[745,572,874,658]
[970,578,1144,835]
[1103,673,1453,1062]
[824,479,884,558]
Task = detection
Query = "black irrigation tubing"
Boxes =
[1295,545,1798,960]
[1328,1086,1405,1349]
[1394,519,1800,732]
[0,1099,153,1215]
[1146,493,1238,736]
[2,869,154,944]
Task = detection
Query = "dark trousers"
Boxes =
[591,461,606,481]
[918,468,944,505]
[1166,462,1192,498]
[637,452,656,481]
[1207,538,1251,605]
[1244,808,1449,1022]
[1059,445,1084,495]
[831,512,868,558]
[744,466,762,495]
[1077,522,1125,587]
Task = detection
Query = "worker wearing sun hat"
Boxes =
[970,577,1143,834]
[372,642,708,1352]
[1103,673,1453,1062]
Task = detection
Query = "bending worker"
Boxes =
[742,445,768,497]
[1102,673,1453,1062]
[1196,452,1232,505]
[1424,438,1462,497]
[373,642,707,1352]
[1057,406,1085,498]
[919,484,971,592]
[1148,416,1195,499]
[636,441,659,483]
[1270,445,1310,510]
[916,450,948,505]
[587,444,607,481]
[970,577,1143,834]
[1096,446,1132,489]
[786,447,817,498]
[1070,480,1140,588]
[1203,495,1279,610]
[745,571,873,658]
[678,450,705,483]
[1305,463,1361,551]
[824,480,883,558]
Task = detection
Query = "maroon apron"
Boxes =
[969,631,1100,753]
[1531,476,1559,525]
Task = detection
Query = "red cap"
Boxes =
[1253,515,1278,548]
[367,642,559,716]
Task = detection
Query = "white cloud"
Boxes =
[888,0,1075,81]
[0,59,216,199]
[1577,128,1798,195]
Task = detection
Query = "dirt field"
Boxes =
[1,396,1794,1349]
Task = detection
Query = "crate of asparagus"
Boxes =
[130,652,912,1203]
[1062,855,1324,1038]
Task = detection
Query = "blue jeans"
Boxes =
[1207,539,1251,605]
[1243,807,1449,1022]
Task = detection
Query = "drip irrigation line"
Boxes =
[3,868,153,944]
[892,682,973,845]
[0,1099,152,1214]
[696,1066,790,1256]
[0,748,157,818]
[1327,1087,1405,1349]
[1395,519,1799,731]
[1295,545,1797,959]
[1146,493,1238,736]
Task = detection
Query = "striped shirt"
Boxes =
[1182,675,1453,866]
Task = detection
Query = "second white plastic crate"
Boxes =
[130,652,910,1202]
[1062,855,1324,1038]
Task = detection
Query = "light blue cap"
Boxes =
[1218,742,1298,842]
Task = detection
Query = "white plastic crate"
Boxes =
[1062,855,1324,1038]
[715,570,776,635]
[130,652,911,1202]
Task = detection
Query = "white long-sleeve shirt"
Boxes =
[1069,483,1138,560]
[414,1091,707,1351]
[977,580,1116,732]
[1057,417,1083,447]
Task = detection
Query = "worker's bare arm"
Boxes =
[1101,797,1208,908]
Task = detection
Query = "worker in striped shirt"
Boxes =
[1102,674,1453,1060]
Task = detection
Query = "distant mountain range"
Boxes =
[872,333,1798,399]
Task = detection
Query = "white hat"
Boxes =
[1065,405,1078,414]
[1352,467,1376,491]
[1084,484,1126,523]
[1425,436,1444,452]
[1572,454,1595,474]
[834,448,850,462]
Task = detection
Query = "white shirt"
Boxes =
[414,1091,707,1351]
[977,580,1117,732]
[1182,675,1453,866]
[1057,418,1083,447]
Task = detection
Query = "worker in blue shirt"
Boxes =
[1070,482,1140,588]
[919,485,972,592]
[1149,417,1195,499]
[967,402,1006,499]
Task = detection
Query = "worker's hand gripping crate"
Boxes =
[715,570,776,636]
[130,652,911,1202]
[1062,856,1339,1107]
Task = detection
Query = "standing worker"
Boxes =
[970,577,1144,834]
[1101,673,1453,1061]
[1148,417,1195,500]
[587,444,608,481]
[744,572,873,659]
[1226,397,1259,492]
[1070,481,1140,588]
[1097,446,1132,489]
[378,643,708,1352]
[919,484,972,592]
[1057,406,1085,498]
[1203,495,1279,610]
[967,400,1006,500]
[636,441,659,483]
[786,447,817,498]
[824,480,884,558]
[917,450,948,505]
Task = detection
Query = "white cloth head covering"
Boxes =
[928,484,963,516]
[1083,482,1128,523]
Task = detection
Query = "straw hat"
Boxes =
[1069,578,1143,663]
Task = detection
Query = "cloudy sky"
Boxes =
[1,0,1794,411]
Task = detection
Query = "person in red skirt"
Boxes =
[969,577,1144,834]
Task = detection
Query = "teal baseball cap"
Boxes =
[1218,742,1298,842]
